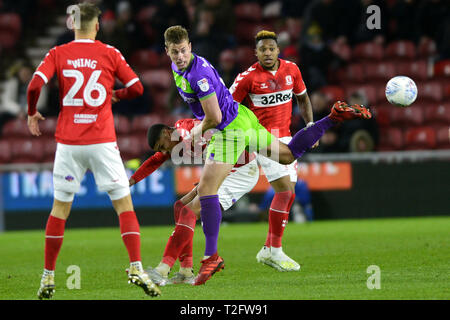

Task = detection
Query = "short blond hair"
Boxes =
[164,25,189,47]
[255,30,278,45]
[70,2,101,32]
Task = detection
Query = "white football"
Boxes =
[385,76,418,107]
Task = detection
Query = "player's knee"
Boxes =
[54,190,75,202]
[107,186,130,201]
[196,182,217,197]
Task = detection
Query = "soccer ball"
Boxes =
[385,76,418,107]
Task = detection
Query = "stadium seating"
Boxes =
[435,126,450,149]
[10,138,44,163]
[385,40,416,61]
[352,41,384,61]
[372,104,391,128]
[417,38,437,58]
[320,85,346,102]
[42,137,57,163]
[114,115,131,135]
[433,60,450,78]
[365,61,397,81]
[423,103,450,127]
[235,46,256,70]
[389,106,424,128]
[0,13,21,49]
[396,60,430,80]
[40,116,58,137]
[2,118,32,138]
[416,81,444,102]
[378,127,404,151]
[130,114,162,135]
[329,40,351,62]
[0,140,11,164]
[130,50,161,72]
[117,135,142,161]
[234,2,263,22]
[404,126,436,150]
[344,84,377,104]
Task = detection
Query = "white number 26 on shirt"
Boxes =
[62,69,107,107]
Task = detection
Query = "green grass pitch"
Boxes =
[0,216,449,300]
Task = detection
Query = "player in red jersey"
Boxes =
[230,30,316,271]
[128,118,259,285]
[27,3,160,299]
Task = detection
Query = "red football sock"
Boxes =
[119,211,141,262]
[179,239,193,269]
[268,191,295,248]
[264,223,271,247]
[162,205,196,268]
[44,215,66,270]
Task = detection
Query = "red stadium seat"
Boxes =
[234,2,262,22]
[385,40,416,61]
[343,63,365,83]
[397,60,430,80]
[404,126,436,150]
[40,116,58,137]
[151,90,171,112]
[345,84,377,104]
[378,127,404,151]
[42,137,57,163]
[136,5,158,24]
[2,118,32,138]
[390,106,424,127]
[352,42,384,61]
[417,38,437,58]
[371,104,391,128]
[320,86,346,102]
[0,140,11,163]
[329,41,351,61]
[433,60,450,78]
[117,135,142,161]
[114,115,131,135]
[417,81,443,102]
[435,126,450,149]
[130,114,162,134]
[423,103,450,126]
[0,13,21,49]
[236,46,257,70]
[364,61,396,81]
[130,50,160,71]
[140,69,172,89]
[10,138,44,163]
[375,83,389,104]
[159,53,172,69]
[235,22,273,45]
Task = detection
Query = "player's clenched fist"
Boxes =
[27,111,45,136]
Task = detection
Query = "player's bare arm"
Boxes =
[295,92,319,148]
[191,93,222,144]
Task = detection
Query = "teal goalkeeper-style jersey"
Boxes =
[171,53,238,130]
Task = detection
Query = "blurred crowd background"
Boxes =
[0,0,449,165]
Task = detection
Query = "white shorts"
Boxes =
[53,142,130,202]
[218,158,259,211]
[257,136,298,183]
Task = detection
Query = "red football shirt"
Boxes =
[34,39,139,145]
[230,59,306,138]
[131,118,255,183]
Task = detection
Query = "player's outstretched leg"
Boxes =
[286,101,372,160]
